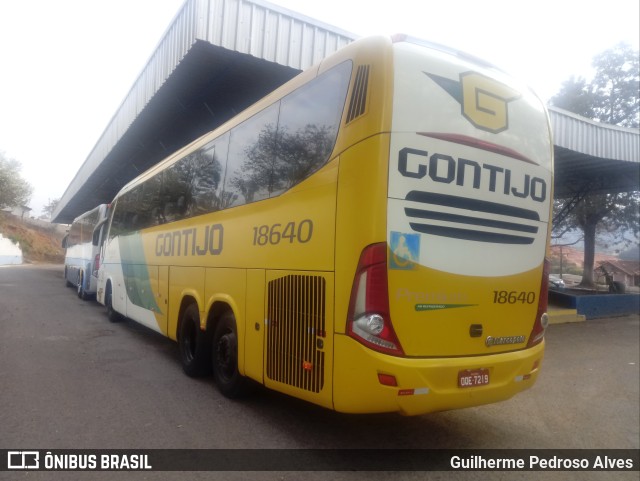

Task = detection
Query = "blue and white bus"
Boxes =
[62,204,109,299]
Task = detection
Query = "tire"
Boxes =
[178,304,212,377]
[77,272,88,300]
[212,310,251,398]
[64,268,73,288]
[105,283,121,322]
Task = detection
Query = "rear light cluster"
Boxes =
[347,243,404,357]
[527,258,550,347]
[93,254,100,274]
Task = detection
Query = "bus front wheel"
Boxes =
[212,310,250,398]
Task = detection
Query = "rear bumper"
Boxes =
[333,334,544,415]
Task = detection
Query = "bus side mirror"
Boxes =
[61,234,68,249]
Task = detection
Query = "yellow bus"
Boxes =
[96,35,553,415]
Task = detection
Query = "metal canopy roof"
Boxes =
[52,1,640,223]
[53,0,355,223]
[550,106,640,198]
[53,40,302,223]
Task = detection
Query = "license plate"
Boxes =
[458,368,490,388]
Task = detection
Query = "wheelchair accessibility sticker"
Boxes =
[390,232,420,270]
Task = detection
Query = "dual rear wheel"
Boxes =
[178,304,250,398]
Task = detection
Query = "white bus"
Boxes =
[62,204,109,299]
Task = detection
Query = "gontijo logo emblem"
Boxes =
[425,71,521,133]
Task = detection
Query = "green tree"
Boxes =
[550,43,640,287]
[554,192,639,286]
[0,151,33,209]
[551,42,639,128]
[590,42,640,128]
[550,75,596,119]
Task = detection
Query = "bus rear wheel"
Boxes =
[212,310,250,398]
[179,304,211,377]
[77,272,88,300]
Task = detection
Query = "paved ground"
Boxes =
[0,264,638,480]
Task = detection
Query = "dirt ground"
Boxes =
[0,211,65,263]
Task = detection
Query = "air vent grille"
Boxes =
[266,275,326,393]
[346,65,370,123]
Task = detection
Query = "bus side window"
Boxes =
[220,61,352,205]
[223,103,280,208]
[191,134,228,215]
[272,60,352,196]
[162,160,192,223]
[68,219,81,247]
[109,200,125,239]
[140,175,162,228]
[81,209,99,245]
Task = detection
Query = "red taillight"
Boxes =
[347,243,404,357]
[93,254,100,272]
[527,258,550,347]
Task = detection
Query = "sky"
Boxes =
[0,0,638,218]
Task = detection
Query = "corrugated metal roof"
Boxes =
[53,0,357,222]
[199,0,354,67]
[87,0,355,167]
[549,106,640,197]
[82,0,200,178]
[549,106,640,163]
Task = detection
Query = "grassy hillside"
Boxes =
[0,211,65,263]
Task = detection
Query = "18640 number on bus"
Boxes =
[493,291,536,304]
[252,220,313,246]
